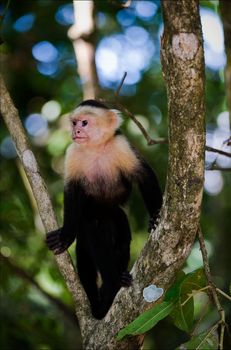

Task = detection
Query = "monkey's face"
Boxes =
[70,108,121,147]
[71,115,91,144]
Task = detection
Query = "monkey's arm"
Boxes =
[137,158,162,230]
[46,181,79,254]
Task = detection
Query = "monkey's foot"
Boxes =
[121,271,133,287]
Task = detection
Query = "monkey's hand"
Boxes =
[46,229,73,255]
[148,217,157,233]
[121,271,133,287]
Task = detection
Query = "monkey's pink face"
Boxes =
[70,110,117,146]
[71,115,92,144]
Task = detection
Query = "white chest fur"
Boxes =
[64,135,139,184]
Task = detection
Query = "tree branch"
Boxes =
[115,72,127,101]
[68,0,99,99]
[112,75,231,157]
[205,146,231,158]
[0,74,95,337]
[0,0,209,347]
[197,228,226,350]
[79,0,206,348]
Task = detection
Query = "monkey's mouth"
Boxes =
[73,136,88,143]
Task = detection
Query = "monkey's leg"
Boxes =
[76,243,100,318]
[114,207,132,287]
[89,217,121,319]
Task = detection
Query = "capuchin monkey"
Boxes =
[46,99,162,319]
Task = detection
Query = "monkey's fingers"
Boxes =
[121,271,133,287]
[47,239,68,254]
[46,229,61,239]
[46,229,63,250]
[53,245,68,255]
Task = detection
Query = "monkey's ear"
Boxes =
[108,109,122,129]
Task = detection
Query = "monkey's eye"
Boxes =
[82,120,88,127]
[72,120,77,126]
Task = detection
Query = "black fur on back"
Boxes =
[77,99,109,110]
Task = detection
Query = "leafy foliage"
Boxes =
[176,329,218,350]
[169,269,206,333]
[117,301,175,341]
[117,269,209,346]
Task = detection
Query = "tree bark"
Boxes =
[0,74,92,337]
[0,0,205,347]
[82,0,206,348]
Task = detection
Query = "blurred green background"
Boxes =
[0,1,230,349]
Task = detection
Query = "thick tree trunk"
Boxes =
[81,0,206,348]
[0,0,205,348]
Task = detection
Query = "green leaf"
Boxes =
[169,269,206,332]
[117,269,206,341]
[182,268,206,292]
[176,330,218,349]
[117,301,174,341]
[170,295,194,332]
[164,271,186,302]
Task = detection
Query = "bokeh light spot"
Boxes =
[0,246,11,258]
[55,4,74,26]
[0,137,17,159]
[117,9,136,27]
[135,1,157,21]
[200,8,226,70]
[37,61,58,76]
[204,170,223,196]
[25,113,48,137]
[13,13,35,32]
[32,41,59,63]
[42,100,61,122]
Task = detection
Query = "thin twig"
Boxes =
[197,227,226,350]
[195,322,219,350]
[205,146,231,158]
[115,101,168,145]
[115,72,127,101]
[181,285,211,307]
[112,73,231,158]
[216,288,231,302]
[206,163,231,171]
